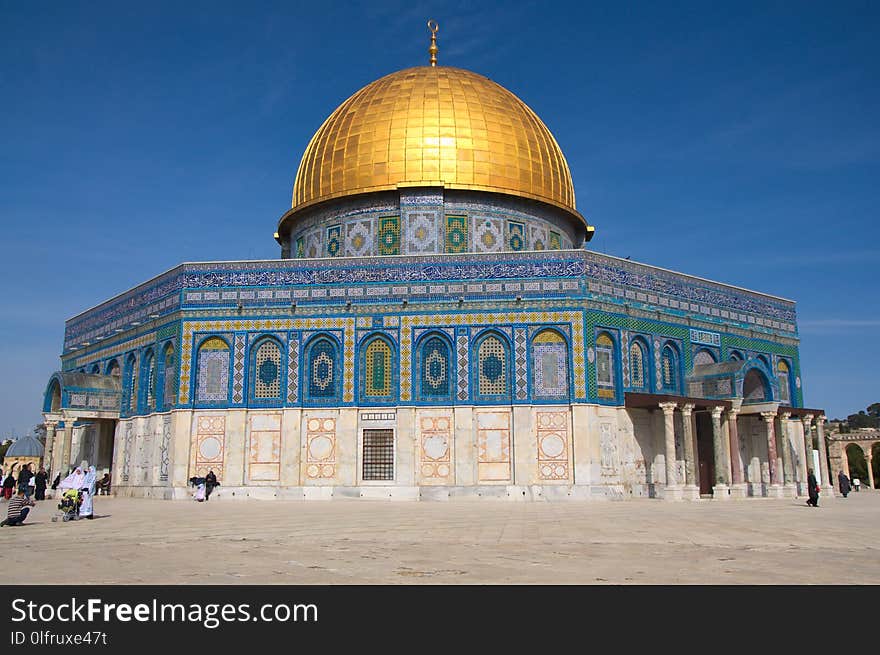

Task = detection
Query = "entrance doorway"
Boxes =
[695,412,715,495]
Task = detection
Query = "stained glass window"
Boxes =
[532,330,568,399]
[364,339,392,397]
[307,339,337,400]
[478,335,507,396]
[661,345,677,392]
[163,344,176,410]
[630,340,646,390]
[777,360,791,403]
[253,339,282,399]
[124,354,137,412]
[197,337,230,402]
[143,350,156,411]
[596,332,615,399]
[420,336,450,399]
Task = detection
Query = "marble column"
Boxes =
[816,415,833,494]
[761,412,783,497]
[59,421,73,475]
[727,408,747,498]
[866,448,875,489]
[659,402,682,500]
[711,406,729,499]
[68,423,83,469]
[800,414,814,496]
[680,404,699,500]
[43,421,57,479]
[778,412,796,497]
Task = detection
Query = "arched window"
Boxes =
[729,350,743,361]
[196,337,230,403]
[532,329,569,400]
[106,359,120,377]
[418,335,452,401]
[693,349,717,366]
[251,338,283,401]
[629,339,647,391]
[777,360,791,404]
[162,343,176,410]
[476,333,509,399]
[90,363,100,374]
[661,344,679,393]
[363,337,393,399]
[123,354,137,413]
[595,332,616,400]
[44,378,62,413]
[306,337,339,402]
[141,349,156,412]
[743,368,769,403]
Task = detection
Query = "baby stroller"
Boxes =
[57,488,83,522]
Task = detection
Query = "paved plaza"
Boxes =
[2,492,878,584]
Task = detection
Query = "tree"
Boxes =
[846,411,878,429]
[867,403,880,419]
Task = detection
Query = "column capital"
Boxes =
[710,405,724,419]
[800,414,814,425]
[680,403,695,416]
[760,411,777,422]
[779,411,791,421]
[726,407,740,419]
[817,415,827,425]
[659,402,678,414]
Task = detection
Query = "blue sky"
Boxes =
[1,1,878,435]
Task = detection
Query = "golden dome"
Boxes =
[289,66,582,223]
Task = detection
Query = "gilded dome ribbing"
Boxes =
[290,66,580,221]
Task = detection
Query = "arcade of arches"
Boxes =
[828,432,879,489]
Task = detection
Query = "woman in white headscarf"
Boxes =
[79,466,97,519]
[59,467,85,491]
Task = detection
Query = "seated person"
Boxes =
[1,489,36,526]
[98,473,111,495]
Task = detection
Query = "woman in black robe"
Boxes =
[205,470,219,501]
[806,469,820,507]
[837,470,851,497]
[34,467,48,500]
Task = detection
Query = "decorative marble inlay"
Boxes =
[305,416,336,480]
[418,414,453,484]
[537,411,570,481]
[192,414,225,480]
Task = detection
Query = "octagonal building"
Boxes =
[40,39,831,501]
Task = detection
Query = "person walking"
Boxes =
[34,467,48,501]
[17,463,34,499]
[3,465,17,500]
[205,470,219,501]
[1,488,35,526]
[838,470,851,498]
[806,468,820,507]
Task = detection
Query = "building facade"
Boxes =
[40,49,831,501]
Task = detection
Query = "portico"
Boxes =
[625,393,828,501]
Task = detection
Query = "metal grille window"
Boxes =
[362,429,394,481]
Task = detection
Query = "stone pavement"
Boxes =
[2,492,878,584]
